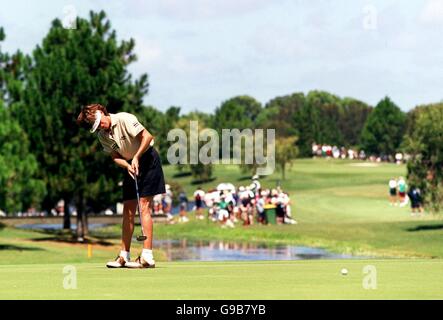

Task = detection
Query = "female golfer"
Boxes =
[77,104,166,268]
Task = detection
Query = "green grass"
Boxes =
[0,225,171,266]
[159,159,443,258]
[1,260,443,299]
[1,158,443,299]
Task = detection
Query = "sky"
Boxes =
[0,0,442,113]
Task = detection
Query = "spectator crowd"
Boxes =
[164,175,297,228]
[312,143,408,164]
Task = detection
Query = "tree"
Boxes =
[275,136,299,180]
[134,105,169,163]
[338,98,372,146]
[360,97,406,156]
[11,11,149,239]
[404,103,443,212]
[0,28,46,215]
[260,93,305,137]
[294,91,343,156]
[0,101,46,214]
[213,95,262,131]
[173,111,214,183]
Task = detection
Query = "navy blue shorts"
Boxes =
[122,147,166,201]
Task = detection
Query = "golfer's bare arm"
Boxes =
[110,151,131,169]
[109,129,153,167]
[134,129,154,159]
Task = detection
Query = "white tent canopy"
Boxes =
[217,183,236,192]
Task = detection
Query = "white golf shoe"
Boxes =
[106,255,128,268]
[126,256,156,269]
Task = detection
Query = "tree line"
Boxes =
[0,11,441,237]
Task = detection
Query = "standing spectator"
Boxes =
[407,186,424,217]
[55,199,65,217]
[178,191,189,223]
[388,178,398,206]
[204,190,217,221]
[218,194,233,228]
[275,192,286,224]
[312,143,319,157]
[163,186,176,225]
[256,192,266,224]
[281,192,296,224]
[251,175,261,196]
[397,177,407,206]
[332,146,340,159]
[153,194,163,214]
[239,186,254,225]
[340,147,347,159]
[348,149,355,160]
[395,153,403,165]
[194,187,205,220]
[359,150,366,160]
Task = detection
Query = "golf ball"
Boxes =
[341,268,348,275]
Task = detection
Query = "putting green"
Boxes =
[1,259,442,299]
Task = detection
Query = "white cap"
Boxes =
[90,110,102,133]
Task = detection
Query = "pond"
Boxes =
[17,223,362,261]
[153,239,359,261]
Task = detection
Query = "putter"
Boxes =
[134,174,147,242]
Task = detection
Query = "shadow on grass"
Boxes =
[191,177,217,185]
[407,224,443,232]
[88,232,121,241]
[28,229,115,246]
[237,176,252,182]
[173,171,192,178]
[0,244,44,251]
[30,236,114,246]
[0,222,5,231]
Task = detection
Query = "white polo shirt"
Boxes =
[98,112,154,160]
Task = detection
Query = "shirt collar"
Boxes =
[109,113,118,128]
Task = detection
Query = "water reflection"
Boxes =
[154,239,356,261]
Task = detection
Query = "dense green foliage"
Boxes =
[404,103,443,211]
[0,102,46,212]
[360,97,406,155]
[256,91,372,156]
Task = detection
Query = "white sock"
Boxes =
[120,250,130,262]
[142,249,154,261]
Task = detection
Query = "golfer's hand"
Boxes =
[131,156,140,177]
[127,163,136,180]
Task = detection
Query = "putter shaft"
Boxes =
[134,175,147,241]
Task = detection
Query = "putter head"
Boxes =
[136,235,147,241]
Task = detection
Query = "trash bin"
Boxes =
[264,204,277,225]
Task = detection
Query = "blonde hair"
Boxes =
[76,104,109,125]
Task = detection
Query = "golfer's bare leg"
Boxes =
[140,196,154,249]
[122,200,137,251]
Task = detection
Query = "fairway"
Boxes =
[1,259,443,300]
